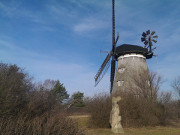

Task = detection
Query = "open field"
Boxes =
[86,127,180,135]
[70,115,180,135]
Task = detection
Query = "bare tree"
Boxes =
[151,72,163,97]
[172,76,180,99]
[132,70,163,100]
[43,79,57,91]
[0,63,32,117]
[159,91,172,106]
[33,79,57,91]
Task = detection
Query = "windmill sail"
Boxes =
[110,0,117,93]
[94,0,119,93]
[110,58,115,93]
[94,53,111,86]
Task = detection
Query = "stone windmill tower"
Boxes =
[94,1,158,96]
[112,33,158,96]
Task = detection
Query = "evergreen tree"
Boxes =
[52,80,69,102]
[71,91,85,107]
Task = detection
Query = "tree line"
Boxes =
[1,61,180,132]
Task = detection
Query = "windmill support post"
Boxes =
[110,96,124,134]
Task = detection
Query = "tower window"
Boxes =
[146,80,151,86]
[117,81,124,87]
[118,68,125,73]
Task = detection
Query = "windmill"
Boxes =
[94,0,119,93]
[94,0,158,94]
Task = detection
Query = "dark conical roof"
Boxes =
[115,44,153,59]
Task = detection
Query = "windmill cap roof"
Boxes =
[115,44,153,59]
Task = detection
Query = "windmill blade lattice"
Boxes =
[94,53,111,86]
[141,30,158,53]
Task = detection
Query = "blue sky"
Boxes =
[0,0,180,96]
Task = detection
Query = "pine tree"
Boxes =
[71,91,85,107]
[52,80,69,103]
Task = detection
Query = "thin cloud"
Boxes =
[73,18,108,34]
[0,1,57,32]
[0,1,23,17]
[0,38,56,61]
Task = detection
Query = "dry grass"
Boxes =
[86,127,180,135]
[0,113,85,135]
[124,127,180,135]
[72,115,180,135]
[69,115,90,128]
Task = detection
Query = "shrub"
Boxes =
[119,92,164,127]
[86,93,111,128]
[87,91,172,128]
[25,90,58,118]
[0,112,84,135]
[0,87,85,135]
